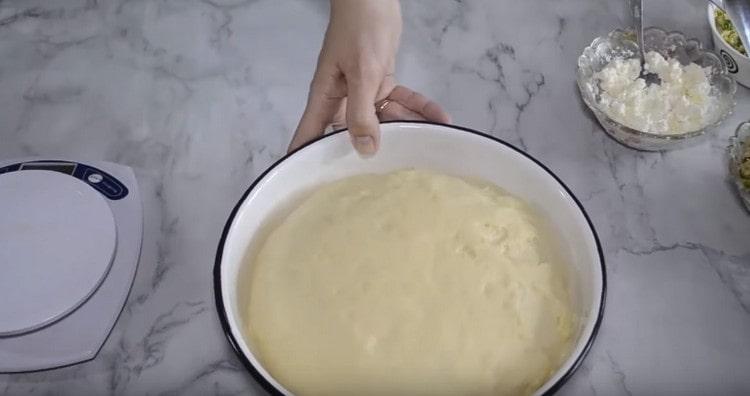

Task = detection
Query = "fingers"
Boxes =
[346,69,383,156]
[388,85,451,124]
[378,100,424,122]
[289,73,343,153]
[290,72,450,156]
[329,97,348,131]
[376,72,398,103]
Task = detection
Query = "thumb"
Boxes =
[346,70,382,156]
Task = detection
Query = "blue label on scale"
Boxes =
[0,160,129,200]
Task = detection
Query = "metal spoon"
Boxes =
[716,0,750,54]
[631,0,661,85]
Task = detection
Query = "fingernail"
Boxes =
[353,136,376,157]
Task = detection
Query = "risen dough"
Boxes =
[245,169,576,396]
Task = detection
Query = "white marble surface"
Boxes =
[1,0,749,394]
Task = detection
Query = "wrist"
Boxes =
[330,0,401,22]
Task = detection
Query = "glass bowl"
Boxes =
[728,122,750,212]
[577,28,737,151]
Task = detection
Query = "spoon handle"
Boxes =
[632,0,645,58]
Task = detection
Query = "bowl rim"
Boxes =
[577,27,737,143]
[728,121,750,211]
[708,2,750,61]
[213,120,607,396]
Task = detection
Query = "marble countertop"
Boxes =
[1,0,749,394]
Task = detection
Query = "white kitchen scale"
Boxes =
[0,159,142,372]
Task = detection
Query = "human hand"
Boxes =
[289,0,450,156]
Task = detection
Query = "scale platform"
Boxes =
[0,159,142,372]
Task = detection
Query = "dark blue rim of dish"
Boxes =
[213,120,607,396]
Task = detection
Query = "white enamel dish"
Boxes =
[214,121,606,395]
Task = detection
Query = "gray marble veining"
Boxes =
[0,0,749,394]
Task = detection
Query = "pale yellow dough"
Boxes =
[245,169,576,396]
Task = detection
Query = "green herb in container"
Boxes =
[740,139,750,190]
[716,9,747,56]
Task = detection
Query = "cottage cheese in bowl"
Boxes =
[577,28,736,150]
[595,51,718,135]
